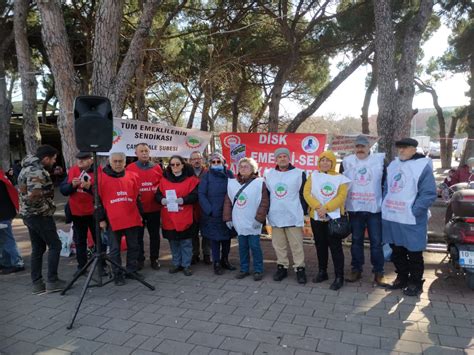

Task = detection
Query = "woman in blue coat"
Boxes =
[199,152,236,275]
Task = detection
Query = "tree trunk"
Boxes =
[268,63,292,132]
[135,55,151,122]
[186,89,202,129]
[0,34,13,170]
[462,55,474,165]
[91,0,124,97]
[374,0,397,160]
[285,43,374,133]
[200,86,211,132]
[14,0,41,155]
[41,82,55,124]
[109,0,161,118]
[361,61,377,134]
[37,0,81,168]
[446,115,458,165]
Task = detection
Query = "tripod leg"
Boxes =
[105,256,155,291]
[61,255,96,296]
[67,257,100,329]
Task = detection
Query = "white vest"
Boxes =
[382,157,431,225]
[343,153,385,213]
[227,178,264,235]
[265,168,304,227]
[310,172,351,220]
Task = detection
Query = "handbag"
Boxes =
[328,213,351,239]
[227,179,253,237]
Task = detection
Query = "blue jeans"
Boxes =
[169,239,192,268]
[349,212,384,274]
[238,235,263,273]
[0,220,24,268]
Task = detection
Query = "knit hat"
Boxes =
[209,152,226,164]
[274,147,290,158]
[36,145,59,160]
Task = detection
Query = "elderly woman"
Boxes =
[155,155,199,276]
[199,152,235,275]
[223,158,269,281]
[304,150,350,291]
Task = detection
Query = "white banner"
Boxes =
[102,119,212,158]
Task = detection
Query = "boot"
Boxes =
[345,270,362,283]
[214,262,224,275]
[373,273,389,287]
[387,274,408,290]
[191,255,200,265]
[296,267,307,284]
[329,277,344,291]
[203,255,212,265]
[150,260,161,270]
[312,270,328,283]
[403,279,424,297]
[273,264,288,281]
[221,257,236,271]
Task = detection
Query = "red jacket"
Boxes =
[126,161,162,213]
[67,165,95,216]
[0,169,19,212]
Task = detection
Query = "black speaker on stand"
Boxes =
[61,96,154,330]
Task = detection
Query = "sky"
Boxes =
[280,23,470,119]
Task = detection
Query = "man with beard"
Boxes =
[18,145,65,294]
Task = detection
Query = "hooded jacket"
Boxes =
[17,156,56,217]
[303,150,348,219]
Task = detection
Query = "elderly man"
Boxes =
[189,151,211,265]
[341,135,387,286]
[18,145,65,294]
[127,143,163,270]
[98,152,143,286]
[265,147,308,284]
[382,138,436,296]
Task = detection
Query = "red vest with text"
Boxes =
[126,162,162,213]
[0,169,19,212]
[67,165,94,216]
[99,170,142,231]
[160,176,199,232]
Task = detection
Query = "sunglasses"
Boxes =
[170,163,182,167]
[211,160,222,164]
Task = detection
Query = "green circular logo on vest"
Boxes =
[274,182,288,199]
[236,192,248,208]
[320,182,336,197]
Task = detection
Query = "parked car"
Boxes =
[428,142,441,158]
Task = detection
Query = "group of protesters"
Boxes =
[1,133,437,297]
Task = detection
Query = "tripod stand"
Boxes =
[61,152,155,329]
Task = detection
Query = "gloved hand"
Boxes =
[176,197,184,205]
[252,220,261,229]
[226,221,233,230]
[161,198,168,206]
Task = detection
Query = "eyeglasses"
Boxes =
[170,163,182,167]
[239,165,252,170]
[211,160,222,164]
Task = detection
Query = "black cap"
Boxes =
[395,138,418,148]
[75,152,92,159]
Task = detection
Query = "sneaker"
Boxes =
[203,255,212,265]
[183,267,193,276]
[114,273,126,286]
[150,260,161,270]
[1,265,25,275]
[273,264,288,282]
[345,270,362,283]
[312,270,328,283]
[253,272,263,281]
[235,271,250,279]
[169,266,184,274]
[329,277,344,291]
[46,279,67,293]
[373,273,389,287]
[296,267,307,284]
[32,279,46,295]
[387,275,408,290]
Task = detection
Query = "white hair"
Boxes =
[238,157,258,174]
[109,152,126,162]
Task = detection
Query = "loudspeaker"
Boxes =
[74,96,113,152]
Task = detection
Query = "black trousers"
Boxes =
[23,216,62,282]
[192,223,211,257]
[137,211,161,262]
[311,219,344,277]
[71,215,95,269]
[109,226,140,275]
[390,244,424,284]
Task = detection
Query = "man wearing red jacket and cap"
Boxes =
[98,152,143,286]
[0,168,25,275]
[126,143,163,270]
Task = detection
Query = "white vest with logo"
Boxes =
[310,172,351,221]
[343,153,385,213]
[265,168,304,227]
[227,178,264,236]
[382,157,431,225]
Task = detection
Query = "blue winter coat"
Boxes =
[382,156,437,252]
[199,168,234,241]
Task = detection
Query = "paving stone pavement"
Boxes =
[0,219,473,355]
